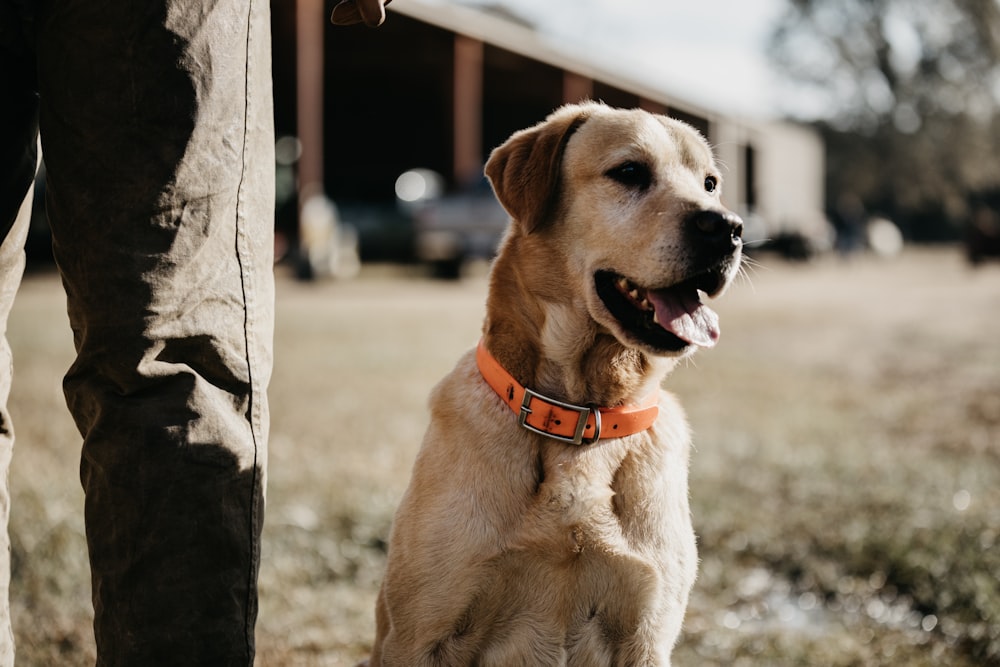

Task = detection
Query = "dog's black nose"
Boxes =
[687,210,743,251]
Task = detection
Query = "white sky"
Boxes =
[459,0,792,119]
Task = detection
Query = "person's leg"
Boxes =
[0,199,32,667]
[0,2,40,663]
[36,1,274,664]
[0,195,31,667]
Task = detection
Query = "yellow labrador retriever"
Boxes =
[366,101,743,666]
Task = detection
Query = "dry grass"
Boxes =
[6,248,999,665]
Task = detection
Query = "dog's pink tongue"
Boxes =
[648,287,720,348]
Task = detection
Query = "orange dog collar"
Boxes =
[476,339,659,445]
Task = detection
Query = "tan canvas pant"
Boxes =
[0,0,274,663]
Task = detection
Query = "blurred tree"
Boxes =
[769,0,1000,239]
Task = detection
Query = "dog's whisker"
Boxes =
[734,255,764,293]
[742,257,769,281]
[679,354,700,371]
[740,255,763,272]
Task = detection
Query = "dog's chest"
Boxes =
[466,440,691,662]
[533,455,619,551]
[509,441,662,566]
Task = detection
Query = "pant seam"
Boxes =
[235,1,262,663]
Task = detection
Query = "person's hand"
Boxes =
[330,0,392,27]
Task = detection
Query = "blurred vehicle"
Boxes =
[398,169,510,279]
[745,209,836,261]
[317,199,413,265]
[965,202,1000,265]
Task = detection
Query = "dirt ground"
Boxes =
[6,246,999,665]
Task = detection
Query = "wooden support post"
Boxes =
[296,0,325,201]
[453,35,484,188]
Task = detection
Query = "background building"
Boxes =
[271,0,828,263]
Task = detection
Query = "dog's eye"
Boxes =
[704,175,718,193]
[606,162,652,190]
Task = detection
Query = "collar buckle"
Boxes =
[518,387,602,445]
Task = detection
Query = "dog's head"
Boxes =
[485,102,743,358]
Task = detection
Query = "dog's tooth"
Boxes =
[617,277,629,291]
[640,298,651,310]
[629,289,640,300]
[652,311,660,324]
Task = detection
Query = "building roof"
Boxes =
[390,0,725,123]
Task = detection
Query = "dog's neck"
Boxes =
[482,235,675,408]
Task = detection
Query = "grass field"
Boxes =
[6,247,999,665]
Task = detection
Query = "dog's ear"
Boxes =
[485,104,592,233]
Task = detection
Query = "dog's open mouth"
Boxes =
[595,269,725,353]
